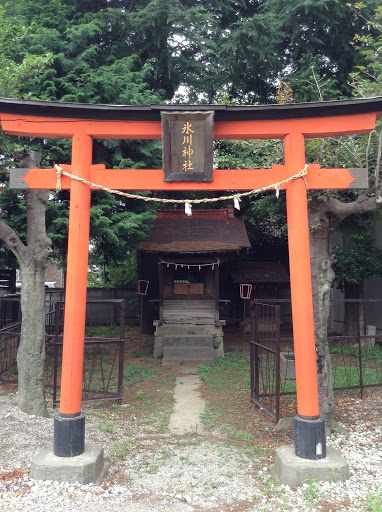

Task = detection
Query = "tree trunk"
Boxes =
[308,206,335,424]
[17,262,48,416]
[306,191,381,425]
[0,151,52,417]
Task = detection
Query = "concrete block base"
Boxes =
[280,352,295,379]
[30,442,104,484]
[271,445,349,487]
[153,335,164,358]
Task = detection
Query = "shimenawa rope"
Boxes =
[54,163,309,214]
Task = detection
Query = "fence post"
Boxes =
[275,305,281,424]
[118,300,125,403]
[53,301,61,407]
[254,302,260,405]
[357,321,364,399]
[249,301,255,402]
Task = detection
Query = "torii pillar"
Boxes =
[1,98,380,485]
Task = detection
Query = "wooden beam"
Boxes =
[59,133,92,416]
[10,164,368,191]
[285,132,320,419]
[0,115,162,139]
[214,113,377,139]
[1,111,377,140]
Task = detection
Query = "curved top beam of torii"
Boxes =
[0,96,381,140]
[1,96,382,193]
[0,95,381,122]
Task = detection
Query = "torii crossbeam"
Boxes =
[1,97,382,481]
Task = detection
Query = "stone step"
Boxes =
[163,345,214,365]
[164,336,215,347]
[162,318,215,325]
[156,324,222,335]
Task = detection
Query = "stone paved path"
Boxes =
[167,369,205,435]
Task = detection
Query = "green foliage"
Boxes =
[0,5,52,98]
[1,0,382,275]
[87,272,102,288]
[268,0,381,100]
[0,6,53,267]
[9,0,370,105]
[216,10,284,103]
[88,190,157,272]
[333,365,380,387]
[84,325,121,337]
[0,1,166,271]
[110,437,134,459]
[243,194,288,260]
[123,364,158,389]
[214,136,287,259]
[288,54,343,102]
[234,430,253,442]
[201,403,221,429]
[199,352,250,389]
[105,251,138,288]
[215,139,283,170]
[301,478,324,505]
[332,232,382,287]
[366,484,382,512]
[349,4,382,97]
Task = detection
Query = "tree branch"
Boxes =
[324,190,382,221]
[0,218,28,264]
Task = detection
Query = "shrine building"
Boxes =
[138,206,250,363]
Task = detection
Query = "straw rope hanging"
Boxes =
[54,164,309,215]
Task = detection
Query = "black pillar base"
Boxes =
[54,414,85,457]
[294,415,326,460]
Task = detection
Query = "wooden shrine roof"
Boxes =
[0,96,381,121]
[140,207,251,254]
[231,262,290,283]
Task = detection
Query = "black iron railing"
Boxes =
[250,298,382,422]
[49,299,125,406]
[0,297,126,405]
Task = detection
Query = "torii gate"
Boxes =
[1,97,381,478]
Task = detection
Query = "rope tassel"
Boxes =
[54,164,63,192]
[185,202,192,216]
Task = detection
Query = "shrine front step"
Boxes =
[162,336,215,365]
[155,324,221,335]
[153,323,224,360]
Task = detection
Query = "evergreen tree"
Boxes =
[267,0,381,100]
[2,0,165,270]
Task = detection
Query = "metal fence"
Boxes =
[0,323,21,379]
[0,297,126,405]
[249,301,281,422]
[250,298,382,422]
[47,300,126,405]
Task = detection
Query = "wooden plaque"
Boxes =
[161,111,214,182]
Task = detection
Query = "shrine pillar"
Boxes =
[285,132,326,459]
[53,133,92,457]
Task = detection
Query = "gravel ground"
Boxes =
[1,393,382,512]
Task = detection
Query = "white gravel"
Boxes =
[1,393,381,511]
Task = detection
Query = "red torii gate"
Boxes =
[1,97,381,466]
